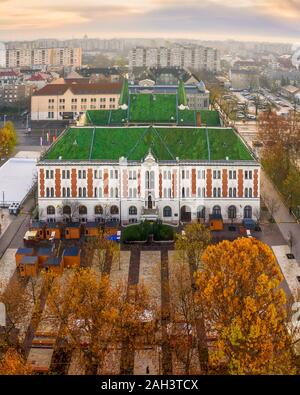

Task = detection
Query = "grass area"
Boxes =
[199,110,220,126]
[44,128,93,160]
[86,109,128,126]
[129,93,177,123]
[178,110,196,126]
[177,110,220,127]
[43,126,253,162]
[208,129,253,161]
[86,110,110,126]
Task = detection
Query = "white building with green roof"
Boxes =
[37,121,260,225]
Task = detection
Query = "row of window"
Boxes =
[50,98,116,104]
[45,186,254,199]
[44,169,255,182]
[46,204,253,219]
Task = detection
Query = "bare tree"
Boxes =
[57,199,80,222]
[263,195,280,222]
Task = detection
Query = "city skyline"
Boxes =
[0,0,300,43]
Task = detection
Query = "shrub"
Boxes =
[153,222,174,241]
[122,220,151,242]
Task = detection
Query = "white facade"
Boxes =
[129,46,220,72]
[0,42,6,68]
[5,47,82,68]
[38,153,260,225]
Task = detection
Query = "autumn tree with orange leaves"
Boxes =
[43,268,157,375]
[195,237,295,374]
[0,348,31,375]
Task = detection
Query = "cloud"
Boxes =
[0,0,300,41]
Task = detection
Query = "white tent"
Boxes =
[0,158,37,206]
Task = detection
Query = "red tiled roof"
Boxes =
[33,82,122,96]
[0,70,19,77]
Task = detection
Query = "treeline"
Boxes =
[258,110,300,213]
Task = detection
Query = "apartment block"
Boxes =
[5,47,82,69]
[129,46,220,72]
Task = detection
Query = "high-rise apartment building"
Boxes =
[129,46,220,72]
[4,47,82,68]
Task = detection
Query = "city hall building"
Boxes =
[37,82,260,225]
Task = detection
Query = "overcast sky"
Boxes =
[0,0,300,43]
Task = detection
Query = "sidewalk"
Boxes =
[261,170,300,263]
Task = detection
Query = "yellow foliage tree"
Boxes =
[0,348,31,375]
[0,121,17,159]
[43,268,156,375]
[175,223,211,271]
[195,237,295,374]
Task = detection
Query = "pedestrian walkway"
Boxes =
[0,248,17,292]
[261,170,300,263]
[272,245,300,298]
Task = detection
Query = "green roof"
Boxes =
[43,126,254,162]
[119,78,129,105]
[85,105,220,127]
[129,93,177,123]
[178,80,188,106]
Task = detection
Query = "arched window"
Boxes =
[46,188,50,198]
[82,187,86,198]
[62,187,66,198]
[163,206,172,217]
[110,187,114,198]
[168,188,172,198]
[182,187,185,198]
[79,205,87,215]
[47,205,55,215]
[94,187,97,198]
[50,188,54,197]
[115,188,118,198]
[186,188,190,198]
[233,187,237,198]
[197,187,201,197]
[228,205,236,219]
[197,206,206,219]
[67,188,70,197]
[95,205,103,215]
[111,205,119,215]
[229,188,232,198]
[213,187,217,198]
[99,187,102,198]
[245,188,248,198]
[78,187,82,197]
[213,205,221,216]
[63,205,71,215]
[249,188,253,198]
[129,206,137,215]
[244,206,252,219]
[133,188,137,198]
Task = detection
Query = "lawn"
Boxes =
[43,126,254,162]
[86,110,110,126]
[208,129,253,161]
[44,128,94,160]
[129,93,177,123]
